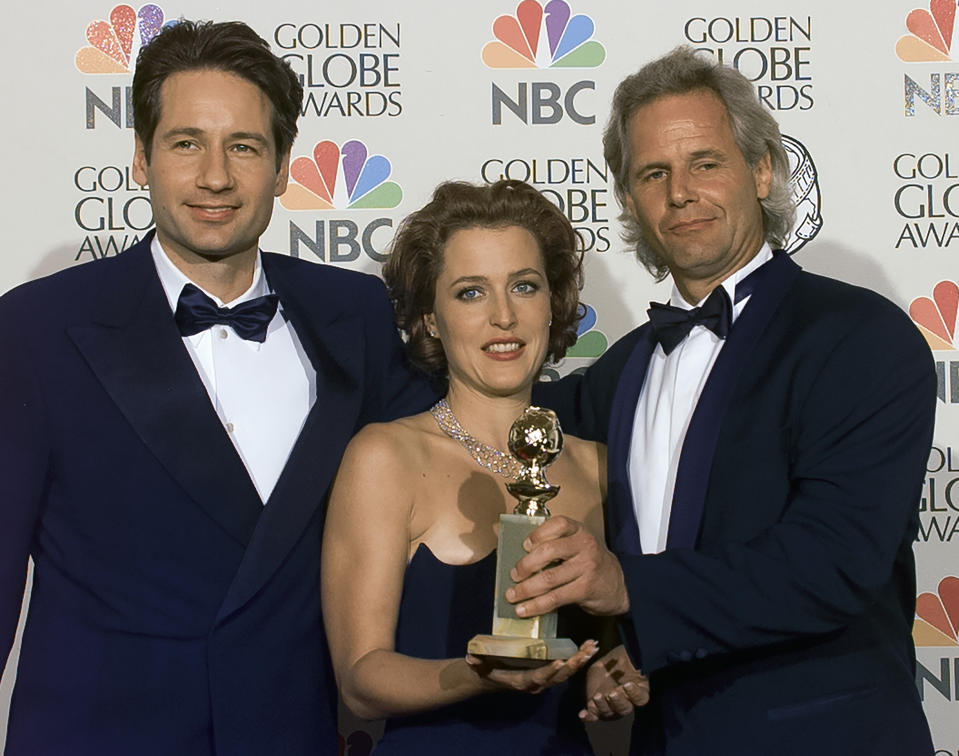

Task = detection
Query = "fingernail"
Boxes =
[509,569,519,582]
[609,692,620,701]
[624,682,636,693]
[522,538,532,551]
[505,588,515,601]
[515,604,527,617]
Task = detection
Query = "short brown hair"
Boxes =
[132,20,303,168]
[383,180,584,377]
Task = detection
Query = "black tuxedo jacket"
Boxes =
[537,253,936,755]
[0,235,433,755]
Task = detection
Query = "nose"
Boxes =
[489,293,517,329]
[667,170,696,207]
[197,148,234,192]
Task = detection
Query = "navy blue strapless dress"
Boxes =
[373,544,592,754]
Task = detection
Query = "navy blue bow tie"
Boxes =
[175,283,279,343]
[647,285,732,355]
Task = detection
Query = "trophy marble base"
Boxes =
[467,635,578,666]
[467,513,576,665]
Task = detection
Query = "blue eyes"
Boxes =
[455,281,540,301]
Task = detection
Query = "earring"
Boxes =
[548,319,553,327]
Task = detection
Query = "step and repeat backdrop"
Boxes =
[3,1,958,752]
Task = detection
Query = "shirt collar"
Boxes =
[150,235,269,313]
[668,243,773,313]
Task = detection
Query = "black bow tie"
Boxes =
[647,285,732,355]
[174,283,279,343]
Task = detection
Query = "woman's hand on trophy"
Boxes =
[579,644,649,722]
[505,516,630,617]
[465,639,599,694]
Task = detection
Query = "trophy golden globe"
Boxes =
[467,406,578,663]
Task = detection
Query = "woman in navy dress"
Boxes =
[322,180,646,753]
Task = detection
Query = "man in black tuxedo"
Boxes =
[0,20,430,755]
[518,46,936,755]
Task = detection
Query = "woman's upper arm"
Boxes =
[321,424,415,682]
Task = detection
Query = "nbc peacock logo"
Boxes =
[280,140,402,211]
[896,0,957,61]
[482,0,605,69]
[75,4,167,73]
[910,281,959,350]
[566,303,607,359]
[914,576,959,646]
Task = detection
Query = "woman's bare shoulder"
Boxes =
[341,412,436,479]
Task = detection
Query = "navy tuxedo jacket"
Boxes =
[537,253,937,755]
[0,236,433,756]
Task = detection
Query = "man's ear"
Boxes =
[132,134,149,188]
[753,150,772,201]
[274,150,291,196]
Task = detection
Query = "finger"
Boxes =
[578,707,597,723]
[530,660,573,689]
[589,692,615,719]
[623,680,650,706]
[542,640,598,684]
[606,689,633,717]
[484,665,543,691]
[569,639,600,668]
[523,515,580,548]
[510,530,592,583]
[465,654,483,668]
[507,559,584,607]
[513,574,602,619]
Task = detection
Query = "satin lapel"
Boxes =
[67,243,262,547]
[216,259,363,622]
[606,326,657,557]
[666,253,801,549]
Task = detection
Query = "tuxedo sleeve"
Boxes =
[0,291,48,670]
[619,301,936,673]
[534,326,645,443]
[359,275,436,425]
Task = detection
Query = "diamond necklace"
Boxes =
[430,398,523,480]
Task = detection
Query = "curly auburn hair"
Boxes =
[383,179,584,377]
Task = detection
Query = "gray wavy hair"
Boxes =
[603,46,795,280]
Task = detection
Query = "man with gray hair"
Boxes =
[518,46,936,754]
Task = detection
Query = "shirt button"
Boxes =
[226,422,234,433]
[219,329,229,339]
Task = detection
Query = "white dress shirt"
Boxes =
[151,238,316,503]
[627,245,773,554]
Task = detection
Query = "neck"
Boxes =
[674,243,764,305]
[158,237,258,302]
[444,382,532,451]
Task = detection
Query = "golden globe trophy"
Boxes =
[467,406,578,663]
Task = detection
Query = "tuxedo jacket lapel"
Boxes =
[606,327,657,557]
[67,242,263,547]
[666,252,802,549]
[216,257,364,621]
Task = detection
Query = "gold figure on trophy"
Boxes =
[467,406,578,663]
